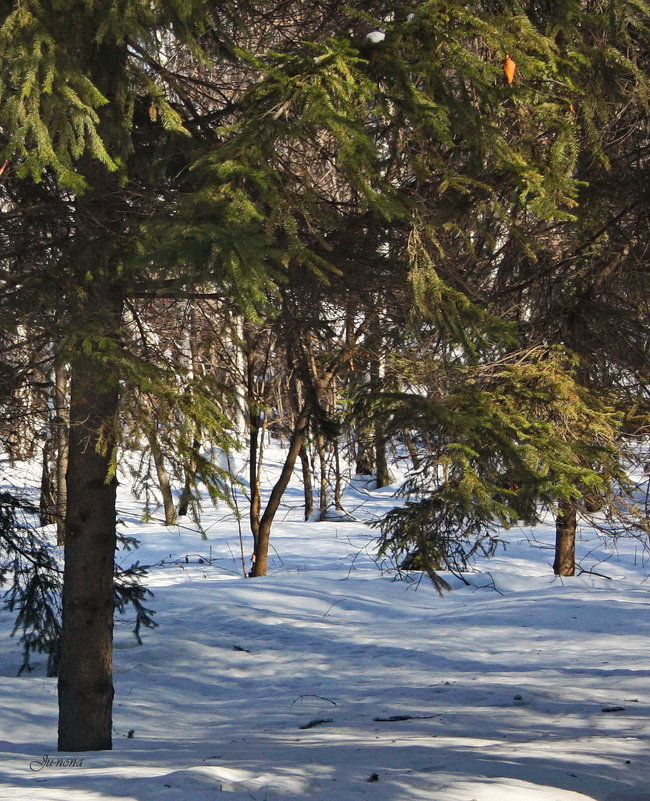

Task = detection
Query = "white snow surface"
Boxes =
[0,449,649,801]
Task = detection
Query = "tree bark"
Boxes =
[39,439,56,527]
[403,431,421,471]
[247,341,263,551]
[333,439,344,512]
[250,404,310,576]
[58,352,120,751]
[146,427,176,526]
[354,429,374,476]
[54,358,69,545]
[374,423,390,488]
[315,431,329,520]
[298,442,314,521]
[553,500,577,576]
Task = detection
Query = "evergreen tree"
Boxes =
[1,0,649,750]
[0,0,226,751]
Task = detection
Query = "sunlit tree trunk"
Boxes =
[250,404,311,576]
[553,500,577,576]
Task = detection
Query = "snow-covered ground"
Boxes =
[0,449,648,801]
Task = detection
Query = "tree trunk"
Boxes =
[403,430,421,471]
[316,432,329,520]
[248,417,262,551]
[58,355,120,751]
[176,438,199,518]
[146,427,176,526]
[333,439,344,511]
[354,429,374,476]
[40,439,56,526]
[54,358,69,545]
[250,404,310,576]
[298,442,313,521]
[176,303,200,518]
[553,500,577,576]
[374,423,390,488]
[247,338,263,553]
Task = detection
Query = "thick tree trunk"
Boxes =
[553,500,577,576]
[58,344,120,752]
[56,20,127,754]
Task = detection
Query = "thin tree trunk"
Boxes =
[54,358,69,545]
[176,301,203,518]
[298,442,313,521]
[354,429,374,476]
[316,432,329,520]
[371,333,390,488]
[248,413,262,549]
[58,353,120,751]
[250,404,310,576]
[334,439,344,511]
[230,314,247,439]
[553,500,577,576]
[247,341,263,552]
[146,428,176,526]
[288,374,313,520]
[40,439,56,526]
[176,438,198,518]
[403,431,421,471]
[374,423,390,488]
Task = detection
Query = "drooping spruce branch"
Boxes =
[0,487,157,675]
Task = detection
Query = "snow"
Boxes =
[364,30,386,45]
[0,448,649,801]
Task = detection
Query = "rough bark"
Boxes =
[553,500,577,576]
[58,353,120,751]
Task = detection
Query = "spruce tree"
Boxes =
[0,0,217,751]
[1,0,648,750]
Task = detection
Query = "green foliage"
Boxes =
[406,226,517,359]
[0,3,114,188]
[1,0,649,598]
[0,490,62,676]
[0,0,210,188]
[0,488,158,675]
[374,346,630,590]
